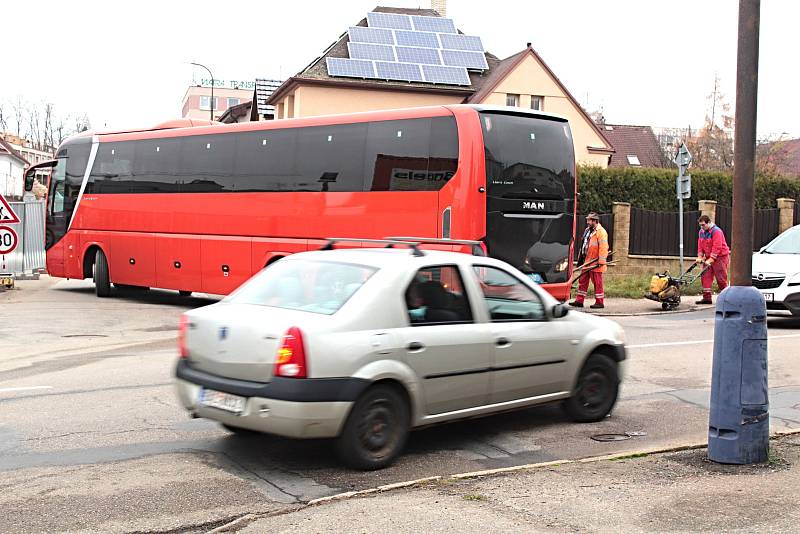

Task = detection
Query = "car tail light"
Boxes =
[275,326,307,378]
[178,314,189,359]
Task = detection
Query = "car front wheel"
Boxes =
[563,353,619,423]
[335,385,409,470]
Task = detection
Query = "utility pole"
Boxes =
[708,0,767,465]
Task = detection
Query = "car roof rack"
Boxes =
[386,237,482,247]
[321,237,425,257]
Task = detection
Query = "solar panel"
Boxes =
[375,61,425,82]
[421,64,471,85]
[326,57,377,79]
[348,26,395,45]
[411,15,457,34]
[395,46,441,65]
[439,33,484,52]
[348,42,396,62]
[367,12,413,30]
[440,49,488,70]
[394,30,440,49]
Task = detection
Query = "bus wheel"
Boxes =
[94,250,111,298]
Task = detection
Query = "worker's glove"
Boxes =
[704,259,714,266]
[695,257,705,264]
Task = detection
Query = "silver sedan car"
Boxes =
[175,244,626,470]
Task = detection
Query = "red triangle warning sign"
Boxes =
[0,194,20,224]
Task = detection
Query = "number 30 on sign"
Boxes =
[0,226,19,255]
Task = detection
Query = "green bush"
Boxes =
[577,166,800,213]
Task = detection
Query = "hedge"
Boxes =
[577,166,800,213]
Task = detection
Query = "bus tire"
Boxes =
[94,250,111,298]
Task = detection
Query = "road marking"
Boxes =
[629,333,800,349]
[0,386,54,393]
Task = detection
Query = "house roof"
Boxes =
[0,136,29,166]
[264,7,613,155]
[600,124,665,168]
[267,6,501,105]
[218,100,253,124]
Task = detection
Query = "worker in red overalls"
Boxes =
[695,214,730,304]
[570,212,609,309]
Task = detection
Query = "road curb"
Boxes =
[211,430,800,532]
[592,304,715,317]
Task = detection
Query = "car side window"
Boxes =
[472,265,546,322]
[405,265,473,326]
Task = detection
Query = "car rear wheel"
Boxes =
[94,250,111,298]
[563,353,619,423]
[335,385,409,470]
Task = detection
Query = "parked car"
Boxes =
[174,242,627,470]
[752,224,800,316]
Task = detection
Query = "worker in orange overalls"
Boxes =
[570,212,609,309]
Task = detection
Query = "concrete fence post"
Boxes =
[697,200,718,221]
[611,202,631,269]
[776,198,795,233]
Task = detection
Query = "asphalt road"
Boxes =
[2,277,800,533]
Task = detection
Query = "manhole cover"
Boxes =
[591,433,632,442]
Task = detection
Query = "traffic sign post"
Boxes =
[673,143,693,273]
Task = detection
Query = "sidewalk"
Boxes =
[570,296,716,317]
[236,432,800,533]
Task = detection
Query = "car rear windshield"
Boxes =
[226,259,378,314]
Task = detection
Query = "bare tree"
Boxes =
[11,96,25,137]
[684,76,735,171]
[0,102,7,134]
[756,134,793,177]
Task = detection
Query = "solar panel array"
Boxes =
[325,12,488,86]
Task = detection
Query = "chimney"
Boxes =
[431,0,446,16]
[526,42,532,48]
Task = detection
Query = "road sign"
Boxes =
[677,173,691,200]
[673,143,692,176]
[0,194,20,224]
[0,225,19,254]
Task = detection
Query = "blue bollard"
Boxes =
[708,285,769,464]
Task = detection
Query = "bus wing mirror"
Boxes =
[24,172,35,192]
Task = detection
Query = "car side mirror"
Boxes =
[551,303,569,318]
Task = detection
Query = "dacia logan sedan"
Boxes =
[175,246,626,469]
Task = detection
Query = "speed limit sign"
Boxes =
[0,225,18,255]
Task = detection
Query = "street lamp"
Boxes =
[190,62,215,121]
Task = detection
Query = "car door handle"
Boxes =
[495,337,511,347]
[406,341,425,352]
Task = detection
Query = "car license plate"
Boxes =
[764,293,774,302]
[199,388,246,414]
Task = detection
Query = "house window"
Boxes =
[506,93,520,107]
[530,96,544,110]
[199,96,217,111]
[227,97,240,108]
[627,155,641,166]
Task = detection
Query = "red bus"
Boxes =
[43,105,577,299]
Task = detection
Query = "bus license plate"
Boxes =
[199,388,246,414]
[764,293,773,302]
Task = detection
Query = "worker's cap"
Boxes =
[586,212,600,221]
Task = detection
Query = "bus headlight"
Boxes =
[554,257,570,272]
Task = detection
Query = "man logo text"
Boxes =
[522,201,545,210]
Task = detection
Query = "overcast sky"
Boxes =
[3,0,797,139]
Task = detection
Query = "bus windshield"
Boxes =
[480,112,576,284]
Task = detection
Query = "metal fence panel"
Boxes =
[1,200,46,276]
[716,205,778,251]
[629,207,700,256]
